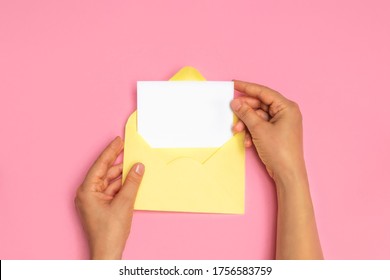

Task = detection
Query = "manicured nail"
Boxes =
[135,163,144,175]
[231,99,242,111]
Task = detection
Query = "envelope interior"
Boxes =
[130,112,232,164]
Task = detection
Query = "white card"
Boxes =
[137,81,234,148]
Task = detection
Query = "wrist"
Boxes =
[273,162,309,193]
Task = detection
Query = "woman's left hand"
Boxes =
[75,136,144,259]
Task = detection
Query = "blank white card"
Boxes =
[137,81,234,148]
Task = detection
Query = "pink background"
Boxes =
[1,0,389,259]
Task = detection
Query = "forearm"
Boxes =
[90,245,123,260]
[274,166,323,260]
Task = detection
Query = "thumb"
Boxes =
[113,163,144,209]
[230,99,266,134]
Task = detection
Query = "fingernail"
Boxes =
[231,99,242,111]
[135,163,144,175]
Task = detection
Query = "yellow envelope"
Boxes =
[123,66,245,214]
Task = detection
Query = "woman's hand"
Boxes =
[75,137,144,259]
[231,80,306,185]
[231,80,323,259]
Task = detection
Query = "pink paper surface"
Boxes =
[1,0,389,259]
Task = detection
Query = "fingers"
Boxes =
[234,80,285,106]
[231,99,264,131]
[232,122,253,148]
[233,109,269,133]
[106,163,123,182]
[233,120,246,133]
[256,109,270,121]
[88,137,124,180]
[104,177,122,197]
[244,132,252,148]
[100,163,124,190]
[113,163,144,209]
[236,96,269,112]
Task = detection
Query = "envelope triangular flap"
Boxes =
[123,66,245,214]
[126,111,220,164]
[169,66,207,81]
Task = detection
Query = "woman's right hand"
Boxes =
[230,80,306,184]
[231,81,323,259]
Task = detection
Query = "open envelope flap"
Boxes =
[169,66,207,81]
[123,66,245,214]
[126,112,219,164]
[125,111,243,165]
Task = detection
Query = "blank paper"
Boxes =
[137,81,234,148]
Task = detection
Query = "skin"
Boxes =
[75,80,323,260]
[231,80,323,259]
[75,137,144,259]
